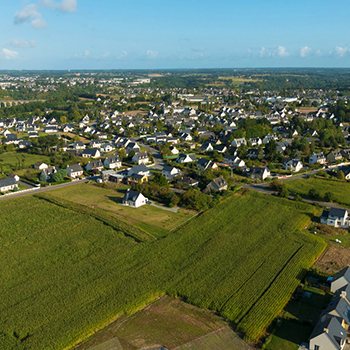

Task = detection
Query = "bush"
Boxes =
[169,203,174,208]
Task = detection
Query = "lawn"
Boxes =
[0,190,325,349]
[0,151,52,174]
[284,177,350,207]
[51,182,196,233]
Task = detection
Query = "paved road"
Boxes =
[0,179,88,201]
[138,142,166,170]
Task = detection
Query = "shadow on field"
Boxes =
[108,196,123,204]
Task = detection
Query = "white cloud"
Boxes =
[117,51,127,59]
[40,0,77,12]
[102,51,111,58]
[276,46,290,57]
[316,49,322,56]
[300,46,311,57]
[71,50,112,60]
[334,46,348,57]
[8,39,37,48]
[14,0,77,28]
[147,50,159,59]
[259,47,266,57]
[1,49,19,60]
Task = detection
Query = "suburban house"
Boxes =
[200,141,214,152]
[128,164,150,177]
[103,156,121,169]
[127,174,148,184]
[0,177,18,192]
[169,146,179,155]
[82,149,101,159]
[162,166,181,179]
[100,169,116,182]
[132,151,149,165]
[341,149,350,160]
[66,164,83,178]
[206,176,228,192]
[85,160,104,172]
[223,155,245,167]
[40,166,57,181]
[176,154,197,163]
[100,143,115,153]
[89,139,104,148]
[249,137,262,146]
[18,140,32,149]
[320,208,350,229]
[282,159,303,172]
[327,150,343,163]
[330,266,350,293]
[247,149,260,158]
[72,141,86,150]
[247,167,271,180]
[213,144,227,153]
[122,189,148,208]
[177,176,199,187]
[309,152,326,164]
[34,162,49,170]
[309,316,346,350]
[196,158,218,170]
[231,138,247,147]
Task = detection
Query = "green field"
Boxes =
[51,182,196,234]
[284,177,350,207]
[0,152,52,174]
[0,190,325,349]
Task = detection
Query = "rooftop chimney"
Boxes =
[324,328,329,333]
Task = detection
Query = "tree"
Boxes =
[60,116,67,124]
[51,169,67,183]
[39,172,47,183]
[324,191,335,202]
[265,140,277,159]
[153,173,169,187]
[73,135,80,142]
[279,185,289,198]
[118,148,126,162]
[128,149,135,159]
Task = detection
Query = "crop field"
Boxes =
[284,177,350,207]
[0,152,52,174]
[51,182,195,233]
[0,190,325,349]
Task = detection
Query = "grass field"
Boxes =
[51,182,195,234]
[0,152,52,174]
[284,176,350,207]
[0,190,325,349]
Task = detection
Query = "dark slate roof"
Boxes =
[68,164,83,172]
[163,165,176,172]
[197,158,211,167]
[211,176,227,188]
[329,207,348,219]
[309,316,346,348]
[122,190,142,202]
[105,156,120,163]
[130,164,149,174]
[333,265,350,284]
[0,177,17,187]
[83,149,99,155]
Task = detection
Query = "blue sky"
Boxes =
[1,0,350,69]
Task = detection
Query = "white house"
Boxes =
[122,189,148,208]
[0,177,18,192]
[162,166,181,179]
[132,151,149,165]
[34,162,49,170]
[231,138,247,147]
[282,159,303,172]
[176,154,197,163]
[320,208,350,229]
[66,164,83,178]
[309,152,326,164]
[169,146,179,155]
[85,160,104,172]
[103,156,121,169]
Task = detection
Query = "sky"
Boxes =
[1,0,350,70]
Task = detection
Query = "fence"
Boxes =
[2,185,41,197]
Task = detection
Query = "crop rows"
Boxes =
[0,191,325,349]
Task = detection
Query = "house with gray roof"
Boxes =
[309,316,346,350]
[330,266,350,293]
[162,166,181,179]
[122,189,148,208]
[86,160,104,172]
[320,208,350,229]
[103,156,121,169]
[127,164,150,177]
[0,177,18,192]
[206,176,228,192]
[66,164,83,178]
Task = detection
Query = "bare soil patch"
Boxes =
[314,244,350,274]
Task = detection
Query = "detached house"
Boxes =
[0,177,18,192]
[85,160,104,172]
[128,164,150,177]
[132,151,149,165]
[66,164,83,178]
[82,149,101,159]
[282,159,303,172]
[330,266,350,293]
[206,176,228,192]
[320,208,350,229]
[176,154,197,163]
[309,152,326,164]
[327,150,343,163]
[231,138,247,147]
[247,167,271,180]
[196,158,218,170]
[162,166,181,179]
[122,189,148,208]
[103,156,121,169]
